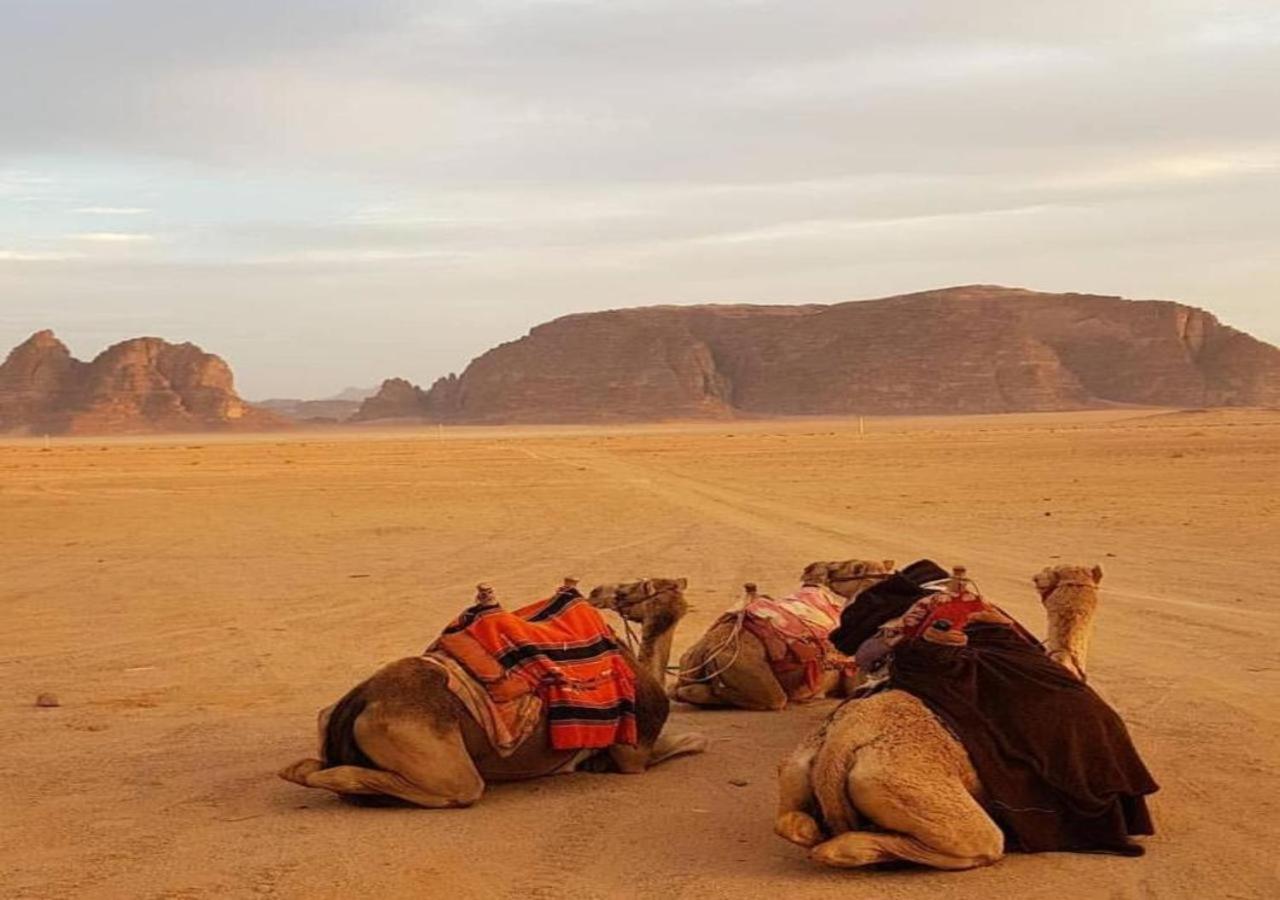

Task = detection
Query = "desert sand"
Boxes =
[3,410,1279,899]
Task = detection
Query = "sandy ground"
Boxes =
[2,410,1279,899]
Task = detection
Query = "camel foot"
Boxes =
[809,833,892,868]
[809,830,1002,871]
[649,731,708,766]
[278,758,324,786]
[775,811,824,848]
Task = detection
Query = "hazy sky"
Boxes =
[2,1,1278,397]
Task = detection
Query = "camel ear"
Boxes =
[1090,565,1104,585]
[676,577,688,591]
[883,559,896,571]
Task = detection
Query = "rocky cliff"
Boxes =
[356,286,1280,422]
[0,331,287,435]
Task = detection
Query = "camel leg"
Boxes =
[775,731,824,848]
[282,709,485,808]
[299,764,478,807]
[809,751,1003,870]
[672,681,720,706]
[315,703,335,755]
[647,731,708,765]
[604,731,708,774]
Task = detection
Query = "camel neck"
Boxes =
[1042,587,1097,678]
[638,621,676,683]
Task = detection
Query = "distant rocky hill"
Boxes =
[254,397,362,422]
[253,387,374,423]
[355,286,1280,423]
[0,330,287,435]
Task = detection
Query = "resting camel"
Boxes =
[775,564,1105,869]
[278,578,706,806]
[672,559,895,710]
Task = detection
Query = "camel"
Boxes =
[774,564,1106,870]
[671,559,895,711]
[278,578,707,807]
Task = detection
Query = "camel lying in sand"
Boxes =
[278,578,706,806]
[774,565,1110,869]
[671,559,894,710]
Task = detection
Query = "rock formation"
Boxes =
[355,286,1280,423]
[351,374,462,423]
[0,331,287,435]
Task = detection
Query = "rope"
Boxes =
[666,607,750,682]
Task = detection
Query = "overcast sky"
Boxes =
[2,1,1278,397]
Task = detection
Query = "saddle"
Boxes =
[426,584,638,751]
[734,584,855,700]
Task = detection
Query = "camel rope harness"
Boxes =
[658,574,891,685]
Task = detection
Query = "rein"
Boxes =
[607,584,747,684]
[608,584,677,658]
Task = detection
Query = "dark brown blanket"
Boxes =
[890,622,1158,855]
[829,559,949,653]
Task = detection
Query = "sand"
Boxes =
[2,410,1278,899]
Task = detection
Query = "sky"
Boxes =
[2,1,1278,399]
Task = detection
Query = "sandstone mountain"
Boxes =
[0,331,286,435]
[355,286,1280,423]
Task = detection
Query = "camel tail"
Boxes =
[322,686,376,770]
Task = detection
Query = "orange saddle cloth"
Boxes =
[428,587,637,751]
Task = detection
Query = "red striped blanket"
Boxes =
[734,585,855,700]
[431,587,637,750]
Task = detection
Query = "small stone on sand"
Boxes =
[35,693,60,708]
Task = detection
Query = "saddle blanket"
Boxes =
[428,587,638,751]
[732,585,855,700]
[890,621,1158,855]
[420,652,545,756]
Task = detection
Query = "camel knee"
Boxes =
[808,832,891,868]
[946,820,1004,864]
[775,811,824,848]
[448,778,484,807]
[673,683,718,706]
[278,757,324,786]
[776,742,819,814]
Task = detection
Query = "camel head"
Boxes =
[1032,564,1103,681]
[588,577,689,680]
[588,577,689,624]
[801,558,896,601]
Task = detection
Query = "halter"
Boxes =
[611,581,678,619]
[607,582,680,658]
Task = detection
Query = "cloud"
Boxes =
[68,232,156,243]
[0,249,85,262]
[74,206,151,215]
[0,1,1278,395]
